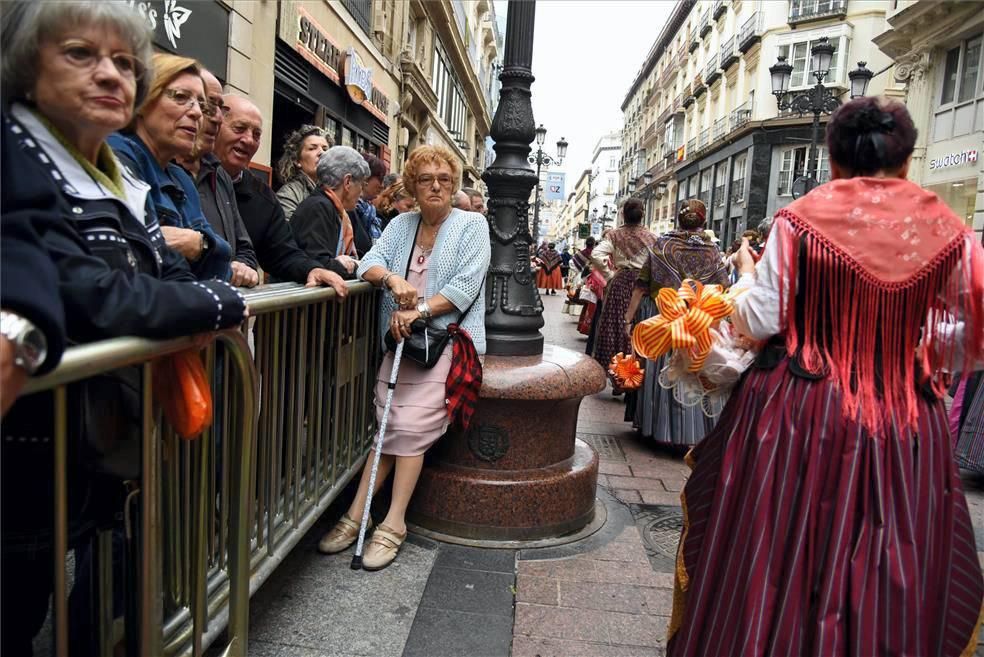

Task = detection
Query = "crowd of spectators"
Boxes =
[0,2,496,650]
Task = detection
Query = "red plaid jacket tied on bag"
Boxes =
[445,324,482,430]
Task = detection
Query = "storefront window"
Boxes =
[929,179,977,228]
[777,146,829,196]
[732,153,747,202]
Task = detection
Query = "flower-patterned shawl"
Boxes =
[774,176,984,432]
[610,224,659,263]
[639,230,729,295]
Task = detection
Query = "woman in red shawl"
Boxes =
[668,97,984,656]
[535,241,564,294]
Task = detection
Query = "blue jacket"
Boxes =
[108,132,232,281]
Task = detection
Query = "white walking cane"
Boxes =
[351,339,404,570]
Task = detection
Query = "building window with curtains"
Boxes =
[714,162,727,208]
[777,146,829,196]
[777,35,849,89]
[431,41,468,149]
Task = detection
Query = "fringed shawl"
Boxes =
[538,247,562,272]
[774,177,984,433]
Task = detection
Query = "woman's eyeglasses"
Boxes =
[59,40,144,81]
[415,175,454,188]
[163,88,219,118]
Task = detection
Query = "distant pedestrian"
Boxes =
[375,177,416,230]
[354,152,386,241]
[461,187,486,215]
[535,242,564,294]
[589,200,658,391]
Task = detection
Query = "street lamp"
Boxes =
[770,37,874,196]
[529,124,567,242]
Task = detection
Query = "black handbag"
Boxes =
[384,217,481,368]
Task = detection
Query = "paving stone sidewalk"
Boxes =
[243,292,984,657]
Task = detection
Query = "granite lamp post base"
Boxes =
[407,344,606,541]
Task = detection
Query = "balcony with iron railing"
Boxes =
[644,122,658,145]
[682,84,695,108]
[730,101,752,131]
[698,128,710,150]
[714,184,727,207]
[705,56,721,85]
[699,12,712,38]
[693,74,707,98]
[657,106,672,126]
[788,0,848,26]
[342,0,372,34]
[689,30,700,53]
[713,116,728,141]
[713,0,728,20]
[673,93,685,113]
[738,12,763,53]
[720,36,739,69]
[687,137,698,158]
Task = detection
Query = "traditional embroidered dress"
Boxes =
[668,177,984,657]
[535,246,564,290]
[589,225,659,386]
[626,230,729,447]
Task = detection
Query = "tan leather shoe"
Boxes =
[361,524,407,571]
[317,513,369,554]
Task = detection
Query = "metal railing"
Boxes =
[687,137,698,157]
[704,56,720,84]
[27,330,257,657]
[730,101,752,131]
[25,281,381,656]
[713,0,727,20]
[713,116,728,141]
[738,12,763,52]
[720,36,738,69]
[789,0,848,24]
[698,128,710,150]
[699,12,712,37]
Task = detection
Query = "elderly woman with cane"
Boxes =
[318,145,490,570]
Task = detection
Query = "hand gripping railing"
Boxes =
[23,329,257,657]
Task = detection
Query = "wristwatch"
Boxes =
[0,310,47,375]
[416,301,432,320]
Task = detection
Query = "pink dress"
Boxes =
[373,246,453,456]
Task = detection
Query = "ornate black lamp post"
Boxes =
[769,37,873,194]
[529,125,567,244]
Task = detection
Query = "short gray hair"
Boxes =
[316,146,370,189]
[1,1,155,107]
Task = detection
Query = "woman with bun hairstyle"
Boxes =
[623,199,728,449]
[668,97,984,656]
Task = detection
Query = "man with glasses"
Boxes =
[176,69,259,287]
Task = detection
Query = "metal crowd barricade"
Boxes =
[24,281,380,657]
[24,330,256,657]
[241,282,381,586]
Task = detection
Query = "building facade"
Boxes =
[590,132,623,225]
[145,1,499,187]
[620,0,892,246]
[874,1,984,242]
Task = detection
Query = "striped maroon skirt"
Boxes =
[592,268,637,382]
[668,359,983,657]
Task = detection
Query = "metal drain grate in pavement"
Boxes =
[576,432,625,462]
[632,504,684,573]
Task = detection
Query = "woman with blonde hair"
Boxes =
[108,52,232,281]
[317,145,490,570]
[275,124,331,220]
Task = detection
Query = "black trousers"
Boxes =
[2,548,54,657]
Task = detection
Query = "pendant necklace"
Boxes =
[416,246,433,264]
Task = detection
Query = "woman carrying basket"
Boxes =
[317,145,490,571]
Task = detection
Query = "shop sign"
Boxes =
[929,149,978,171]
[344,48,373,106]
[577,223,591,239]
[297,10,344,82]
[126,0,230,78]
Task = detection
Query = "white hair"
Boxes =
[316,146,370,189]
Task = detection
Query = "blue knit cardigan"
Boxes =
[357,208,491,354]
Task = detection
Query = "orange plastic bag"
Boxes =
[153,349,213,439]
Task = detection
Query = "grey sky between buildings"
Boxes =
[493,1,674,189]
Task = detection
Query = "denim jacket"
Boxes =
[108,132,232,281]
